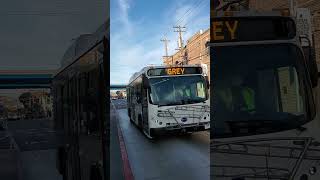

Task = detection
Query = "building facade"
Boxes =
[163,29,211,80]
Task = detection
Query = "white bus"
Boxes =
[210,9,320,180]
[127,64,210,138]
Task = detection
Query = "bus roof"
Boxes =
[128,64,205,84]
[54,20,109,78]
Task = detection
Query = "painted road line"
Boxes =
[112,101,134,180]
[117,122,134,180]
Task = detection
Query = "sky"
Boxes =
[0,0,107,71]
[110,0,210,85]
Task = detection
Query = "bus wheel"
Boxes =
[145,129,155,140]
[127,109,131,117]
[129,117,134,124]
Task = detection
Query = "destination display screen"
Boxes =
[211,17,296,42]
[147,67,202,76]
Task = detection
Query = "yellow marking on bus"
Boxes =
[180,68,185,74]
[212,21,224,41]
[225,21,238,40]
[212,20,239,41]
[166,68,185,75]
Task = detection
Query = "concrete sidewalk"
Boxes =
[0,132,23,180]
[110,103,126,180]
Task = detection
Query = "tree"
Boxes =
[116,91,124,99]
[19,92,32,109]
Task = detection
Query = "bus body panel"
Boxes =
[127,65,210,137]
[210,12,320,179]
[52,23,108,180]
[147,102,210,130]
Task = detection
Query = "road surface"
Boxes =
[112,99,210,180]
[6,118,62,180]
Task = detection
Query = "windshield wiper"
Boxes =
[158,101,183,107]
[183,98,206,104]
[225,119,286,135]
[151,78,171,86]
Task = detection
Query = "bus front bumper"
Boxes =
[151,122,210,135]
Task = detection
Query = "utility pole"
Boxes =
[174,26,186,49]
[160,37,171,64]
[174,26,186,64]
[160,37,170,57]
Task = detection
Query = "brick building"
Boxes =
[250,0,320,64]
[163,29,211,79]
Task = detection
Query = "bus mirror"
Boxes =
[143,76,150,89]
[303,46,318,88]
[205,76,210,88]
[309,50,318,88]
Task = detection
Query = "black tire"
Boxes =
[129,117,134,123]
[127,109,131,117]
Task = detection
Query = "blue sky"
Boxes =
[110,0,210,84]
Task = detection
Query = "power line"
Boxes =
[163,0,207,54]
[183,0,209,27]
[176,0,206,27]
[174,0,203,26]
[163,0,204,37]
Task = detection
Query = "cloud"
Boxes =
[118,0,132,34]
[110,0,209,85]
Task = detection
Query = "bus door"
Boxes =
[141,78,149,131]
[134,77,143,127]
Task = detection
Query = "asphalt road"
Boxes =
[7,118,63,151]
[6,118,62,180]
[113,99,210,180]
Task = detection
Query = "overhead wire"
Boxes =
[183,0,209,27]
[163,0,208,58]
[163,0,204,37]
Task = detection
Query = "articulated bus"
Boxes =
[127,64,210,138]
[210,10,320,180]
[52,21,109,180]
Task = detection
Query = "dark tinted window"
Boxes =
[211,44,309,138]
[211,17,296,42]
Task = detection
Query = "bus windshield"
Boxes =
[149,75,207,106]
[212,44,309,138]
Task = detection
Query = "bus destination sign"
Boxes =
[147,67,202,77]
[211,17,296,42]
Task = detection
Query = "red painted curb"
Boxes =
[118,126,134,180]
